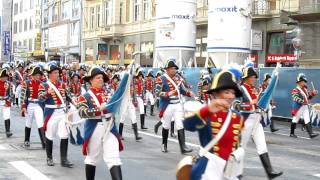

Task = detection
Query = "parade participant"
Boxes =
[260,73,279,132]
[0,68,13,138]
[38,61,73,167]
[134,68,148,130]
[118,82,143,141]
[290,73,319,138]
[156,58,194,154]
[77,66,123,180]
[61,64,70,84]
[110,74,120,95]
[20,66,46,149]
[13,60,25,106]
[145,70,156,116]
[197,76,211,104]
[240,67,282,179]
[182,71,244,180]
[79,64,87,85]
[70,72,82,98]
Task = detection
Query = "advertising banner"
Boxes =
[207,0,252,53]
[155,0,196,50]
[3,31,10,55]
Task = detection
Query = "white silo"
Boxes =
[207,0,252,68]
[154,0,197,68]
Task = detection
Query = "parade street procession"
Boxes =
[1,0,320,180]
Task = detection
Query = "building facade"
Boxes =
[83,0,155,66]
[82,0,320,67]
[11,0,42,62]
[1,0,12,63]
[41,0,81,64]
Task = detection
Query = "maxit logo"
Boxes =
[211,6,238,13]
[171,14,195,19]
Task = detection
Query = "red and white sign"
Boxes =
[266,54,297,63]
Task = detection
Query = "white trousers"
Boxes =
[136,97,145,114]
[241,113,268,155]
[161,103,184,130]
[84,122,122,169]
[292,105,310,124]
[145,90,155,105]
[26,103,44,128]
[201,153,238,180]
[45,109,69,140]
[119,102,137,124]
[0,104,10,120]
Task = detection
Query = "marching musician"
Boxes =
[134,68,148,130]
[290,73,319,138]
[61,64,70,84]
[13,61,25,106]
[156,58,194,154]
[240,67,282,179]
[38,61,73,168]
[183,71,244,180]
[20,66,46,149]
[70,72,82,98]
[0,68,13,138]
[77,66,123,180]
[145,70,156,116]
[118,74,143,142]
[260,73,279,132]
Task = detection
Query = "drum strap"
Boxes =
[240,85,255,111]
[47,80,65,105]
[200,110,232,156]
[16,70,23,81]
[297,86,308,104]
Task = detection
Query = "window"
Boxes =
[134,0,140,21]
[23,39,27,47]
[90,7,95,29]
[267,32,284,54]
[24,19,28,31]
[13,42,17,52]
[143,0,150,20]
[13,22,18,34]
[29,39,33,51]
[61,1,71,20]
[44,9,49,25]
[52,4,59,22]
[20,0,23,13]
[30,0,34,9]
[126,0,130,22]
[119,2,123,24]
[14,3,18,15]
[72,0,80,17]
[96,5,101,27]
[105,1,112,26]
[29,17,33,30]
[19,20,22,32]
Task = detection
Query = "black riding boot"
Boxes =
[270,120,279,132]
[132,123,142,141]
[38,128,46,149]
[150,105,155,116]
[60,139,73,168]
[140,114,148,130]
[4,119,12,138]
[110,166,122,180]
[154,121,162,134]
[144,106,147,116]
[306,122,319,138]
[290,122,297,138]
[24,127,31,147]
[177,129,192,154]
[118,123,124,140]
[259,153,283,179]
[170,121,176,138]
[46,137,54,166]
[85,164,96,180]
[161,128,169,153]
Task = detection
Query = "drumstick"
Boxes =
[311,82,316,91]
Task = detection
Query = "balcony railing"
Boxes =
[252,0,273,16]
[299,3,320,14]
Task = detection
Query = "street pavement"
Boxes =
[0,107,320,180]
